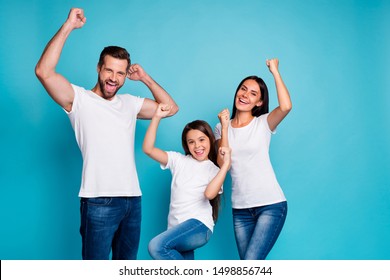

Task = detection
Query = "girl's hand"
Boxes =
[266,58,279,75]
[218,108,230,128]
[218,146,231,169]
[154,103,172,119]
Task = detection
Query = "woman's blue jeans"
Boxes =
[233,201,287,260]
[148,218,212,260]
[80,196,141,260]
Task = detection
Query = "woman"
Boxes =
[215,58,292,260]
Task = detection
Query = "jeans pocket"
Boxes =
[84,197,113,206]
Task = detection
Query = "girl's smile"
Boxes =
[186,129,211,162]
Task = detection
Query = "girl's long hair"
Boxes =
[181,120,221,221]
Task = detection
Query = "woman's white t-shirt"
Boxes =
[214,113,286,209]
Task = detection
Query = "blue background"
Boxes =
[1,0,389,260]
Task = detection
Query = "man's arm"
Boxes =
[127,64,179,119]
[35,8,86,112]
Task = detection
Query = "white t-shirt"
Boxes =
[161,151,221,232]
[66,84,144,198]
[214,113,286,209]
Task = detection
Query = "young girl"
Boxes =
[143,103,231,260]
[215,58,292,260]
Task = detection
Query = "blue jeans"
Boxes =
[233,201,287,260]
[80,196,141,260]
[148,218,212,260]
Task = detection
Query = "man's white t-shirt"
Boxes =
[162,151,221,232]
[66,84,144,198]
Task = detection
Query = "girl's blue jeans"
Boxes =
[148,218,211,260]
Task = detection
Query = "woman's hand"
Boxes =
[218,108,230,128]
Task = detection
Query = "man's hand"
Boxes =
[66,8,87,30]
[127,64,147,81]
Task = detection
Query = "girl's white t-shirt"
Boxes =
[214,113,286,209]
[161,152,221,232]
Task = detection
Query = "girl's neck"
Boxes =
[232,112,254,128]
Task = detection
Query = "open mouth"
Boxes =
[194,149,205,156]
[105,81,118,93]
[238,97,249,105]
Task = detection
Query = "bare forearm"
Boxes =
[142,116,160,155]
[219,126,229,148]
[217,127,229,167]
[273,71,292,112]
[204,165,229,200]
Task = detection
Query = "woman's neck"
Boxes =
[231,112,254,128]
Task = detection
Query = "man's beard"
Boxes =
[98,78,122,100]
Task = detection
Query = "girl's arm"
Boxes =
[204,146,231,200]
[216,108,230,168]
[142,103,172,166]
[266,59,292,131]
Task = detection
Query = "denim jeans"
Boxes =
[233,201,287,260]
[80,196,141,260]
[148,218,212,260]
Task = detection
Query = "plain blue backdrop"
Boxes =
[1,0,389,260]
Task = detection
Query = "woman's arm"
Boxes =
[266,59,292,131]
[142,103,172,166]
[216,108,230,167]
[204,147,231,200]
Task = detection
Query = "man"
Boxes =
[35,8,179,260]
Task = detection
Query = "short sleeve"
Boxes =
[64,84,82,115]
[259,113,276,134]
[160,151,182,172]
[214,123,222,140]
[133,96,145,116]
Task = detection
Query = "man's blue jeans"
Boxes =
[233,201,287,260]
[80,196,141,260]
[148,218,212,260]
